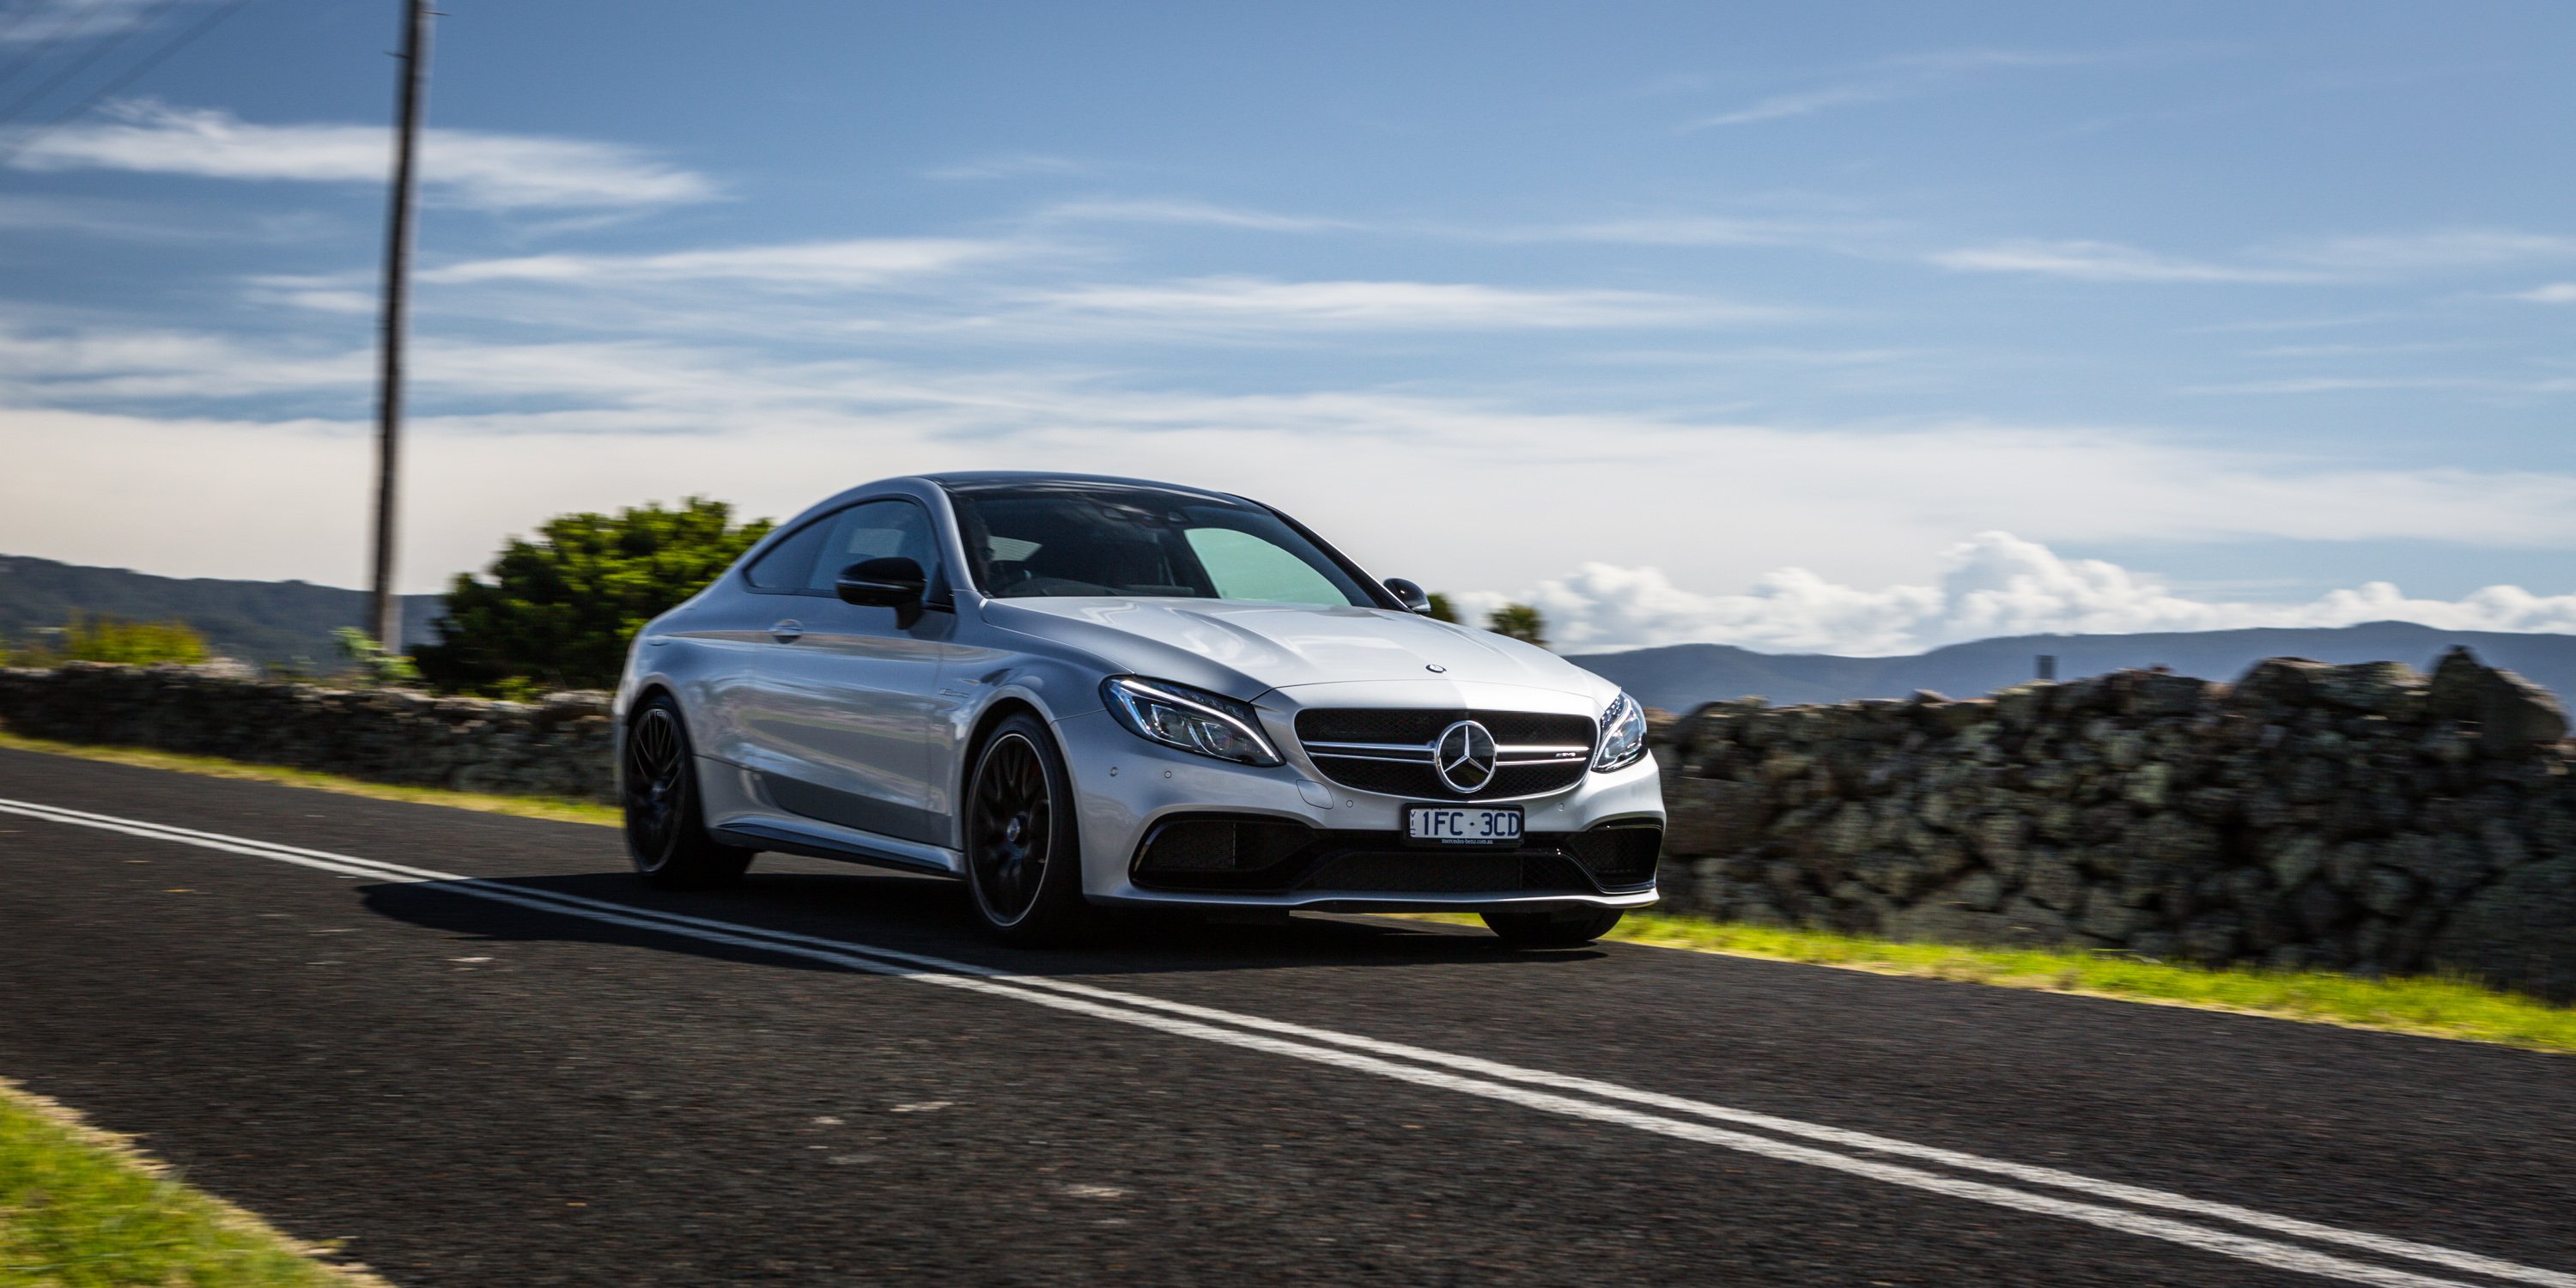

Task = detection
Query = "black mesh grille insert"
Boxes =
[1563,825,1662,888]
[1294,851,1597,895]
[1130,824,1656,898]
[1134,816,1317,878]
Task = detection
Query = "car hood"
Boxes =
[981,598,1609,703]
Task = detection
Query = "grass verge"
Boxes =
[0,730,617,828]
[9,732,2570,1054]
[1431,911,2576,1054]
[0,1076,386,1287]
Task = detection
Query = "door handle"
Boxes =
[770,620,804,642]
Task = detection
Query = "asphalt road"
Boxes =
[3,745,2573,1288]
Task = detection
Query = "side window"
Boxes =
[800,500,941,593]
[743,519,831,592]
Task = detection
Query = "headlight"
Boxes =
[1100,676,1283,767]
[1592,690,1649,772]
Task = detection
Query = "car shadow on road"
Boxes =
[356,862,1611,980]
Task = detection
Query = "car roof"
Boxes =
[922,471,1253,505]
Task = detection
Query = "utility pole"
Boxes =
[369,0,432,652]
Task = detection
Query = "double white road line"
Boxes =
[3,793,2565,1288]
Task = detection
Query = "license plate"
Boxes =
[1406,805,1524,845]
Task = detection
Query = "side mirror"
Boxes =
[836,558,928,625]
[1382,577,1432,614]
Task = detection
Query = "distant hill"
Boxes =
[0,554,445,665]
[11,554,2573,706]
[1572,622,2576,711]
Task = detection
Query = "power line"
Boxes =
[0,0,247,165]
[0,0,184,128]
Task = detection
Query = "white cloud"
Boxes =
[1929,240,2324,283]
[1683,49,2110,130]
[1687,83,1895,129]
[1504,214,1889,250]
[1032,198,1356,232]
[2278,228,2576,273]
[417,237,1022,288]
[0,0,170,46]
[2515,283,2576,304]
[8,100,715,209]
[1030,276,1772,331]
[14,317,2576,603]
[925,154,1090,181]
[1496,533,2576,655]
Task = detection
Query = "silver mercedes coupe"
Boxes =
[612,473,1663,946]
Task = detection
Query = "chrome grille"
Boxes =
[1294,708,1595,800]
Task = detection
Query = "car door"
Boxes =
[733,497,955,845]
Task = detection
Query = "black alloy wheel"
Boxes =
[622,697,752,890]
[964,714,1092,944]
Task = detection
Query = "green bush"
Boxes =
[333,626,422,687]
[1485,602,1547,647]
[415,497,774,695]
[1423,592,1458,623]
[4,613,210,667]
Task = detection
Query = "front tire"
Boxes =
[963,714,1093,945]
[623,697,753,890]
[1482,908,1624,949]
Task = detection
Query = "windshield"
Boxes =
[944,481,1380,607]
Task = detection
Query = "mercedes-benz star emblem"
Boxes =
[1433,720,1498,794]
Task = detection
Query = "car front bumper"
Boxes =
[1053,703,1664,914]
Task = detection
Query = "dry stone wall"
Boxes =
[7,654,2576,999]
[1649,647,2576,1001]
[0,663,616,803]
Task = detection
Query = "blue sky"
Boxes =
[3,0,2573,653]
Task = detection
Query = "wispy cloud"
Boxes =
[7,100,716,210]
[1030,276,1773,331]
[1682,49,2111,130]
[0,0,179,46]
[1031,197,1357,232]
[2183,374,2576,397]
[1929,239,2324,283]
[416,237,1024,288]
[925,154,1091,181]
[2277,228,2576,273]
[1498,213,1893,251]
[2514,283,2576,304]
[12,306,2576,604]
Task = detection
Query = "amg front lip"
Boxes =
[1053,705,1665,911]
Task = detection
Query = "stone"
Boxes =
[2265,833,2326,889]
[2076,888,2142,942]
[2430,857,2576,1002]
[2357,867,2419,918]
[2291,878,2354,939]
[1664,780,1770,856]
[2379,832,2494,903]
[2179,913,2243,965]
[2425,647,2569,750]
[2022,850,2082,911]
[1951,870,2005,912]
[2124,762,2173,809]
[1998,896,2074,945]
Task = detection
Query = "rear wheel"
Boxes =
[963,714,1093,945]
[1482,907,1624,949]
[623,697,752,890]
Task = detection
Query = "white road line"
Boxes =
[1,796,2560,1288]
